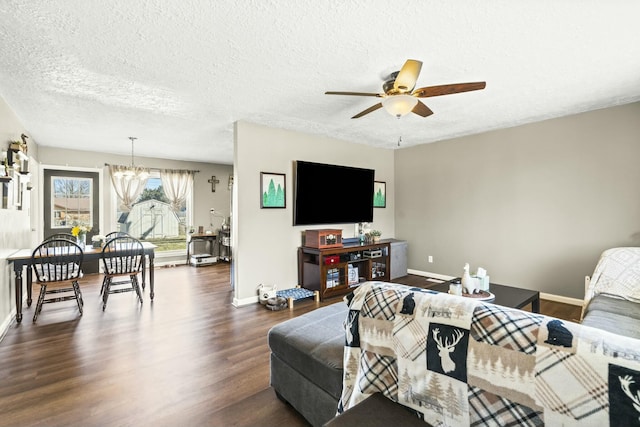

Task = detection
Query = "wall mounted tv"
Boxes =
[293,160,375,226]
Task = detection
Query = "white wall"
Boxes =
[395,101,640,299]
[0,95,33,334]
[232,121,394,305]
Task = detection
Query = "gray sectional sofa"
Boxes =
[581,295,640,339]
[581,247,640,339]
[268,302,348,427]
[269,249,640,426]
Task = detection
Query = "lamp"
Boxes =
[114,137,149,180]
[381,94,418,118]
[209,208,228,230]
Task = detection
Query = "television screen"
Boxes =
[293,160,375,226]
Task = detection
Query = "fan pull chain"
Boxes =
[397,136,402,147]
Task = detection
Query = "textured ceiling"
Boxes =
[1,1,639,165]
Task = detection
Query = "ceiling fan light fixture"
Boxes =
[325,59,485,119]
[382,95,418,118]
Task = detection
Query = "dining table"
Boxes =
[7,241,157,323]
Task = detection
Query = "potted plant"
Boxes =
[369,230,382,243]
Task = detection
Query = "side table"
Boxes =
[430,280,540,313]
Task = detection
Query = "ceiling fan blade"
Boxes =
[325,91,382,97]
[413,81,486,98]
[352,103,383,119]
[393,59,422,93]
[411,100,434,117]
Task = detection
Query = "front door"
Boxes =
[43,168,100,272]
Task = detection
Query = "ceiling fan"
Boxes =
[325,59,486,119]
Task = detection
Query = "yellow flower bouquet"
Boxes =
[71,223,92,237]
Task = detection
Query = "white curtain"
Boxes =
[108,165,150,212]
[160,169,194,211]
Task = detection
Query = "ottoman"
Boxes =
[268,302,349,427]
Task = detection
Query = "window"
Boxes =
[52,176,93,228]
[114,170,191,252]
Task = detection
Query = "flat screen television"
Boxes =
[293,160,375,226]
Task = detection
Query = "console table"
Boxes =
[298,240,391,301]
[186,233,216,264]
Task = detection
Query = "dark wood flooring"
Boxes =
[0,265,581,426]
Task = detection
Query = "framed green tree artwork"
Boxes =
[373,181,386,208]
[261,172,286,208]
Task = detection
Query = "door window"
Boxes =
[51,176,93,228]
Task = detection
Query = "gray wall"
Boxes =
[232,121,395,305]
[38,146,232,243]
[395,102,640,298]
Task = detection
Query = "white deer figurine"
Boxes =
[432,328,464,373]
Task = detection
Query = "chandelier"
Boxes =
[114,137,149,180]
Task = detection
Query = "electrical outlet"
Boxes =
[428,256,433,263]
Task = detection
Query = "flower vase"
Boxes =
[77,233,86,249]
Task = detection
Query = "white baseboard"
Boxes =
[407,269,455,281]
[408,269,584,306]
[540,292,584,306]
[0,306,18,344]
[154,260,182,268]
[231,271,585,308]
[232,295,259,307]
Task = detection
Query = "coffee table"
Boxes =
[429,279,540,313]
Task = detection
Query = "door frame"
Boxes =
[39,164,103,243]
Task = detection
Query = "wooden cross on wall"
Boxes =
[208,176,220,192]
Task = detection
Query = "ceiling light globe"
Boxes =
[382,95,418,118]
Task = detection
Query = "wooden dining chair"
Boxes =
[105,231,130,242]
[43,233,77,242]
[31,238,84,322]
[101,235,144,310]
[99,232,131,295]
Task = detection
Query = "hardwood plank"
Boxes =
[0,268,582,426]
[539,299,583,322]
[0,264,325,426]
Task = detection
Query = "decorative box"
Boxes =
[363,249,382,258]
[9,142,24,152]
[305,229,343,249]
[324,255,340,265]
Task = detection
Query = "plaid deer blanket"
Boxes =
[339,281,640,426]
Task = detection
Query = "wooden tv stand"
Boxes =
[298,240,391,301]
